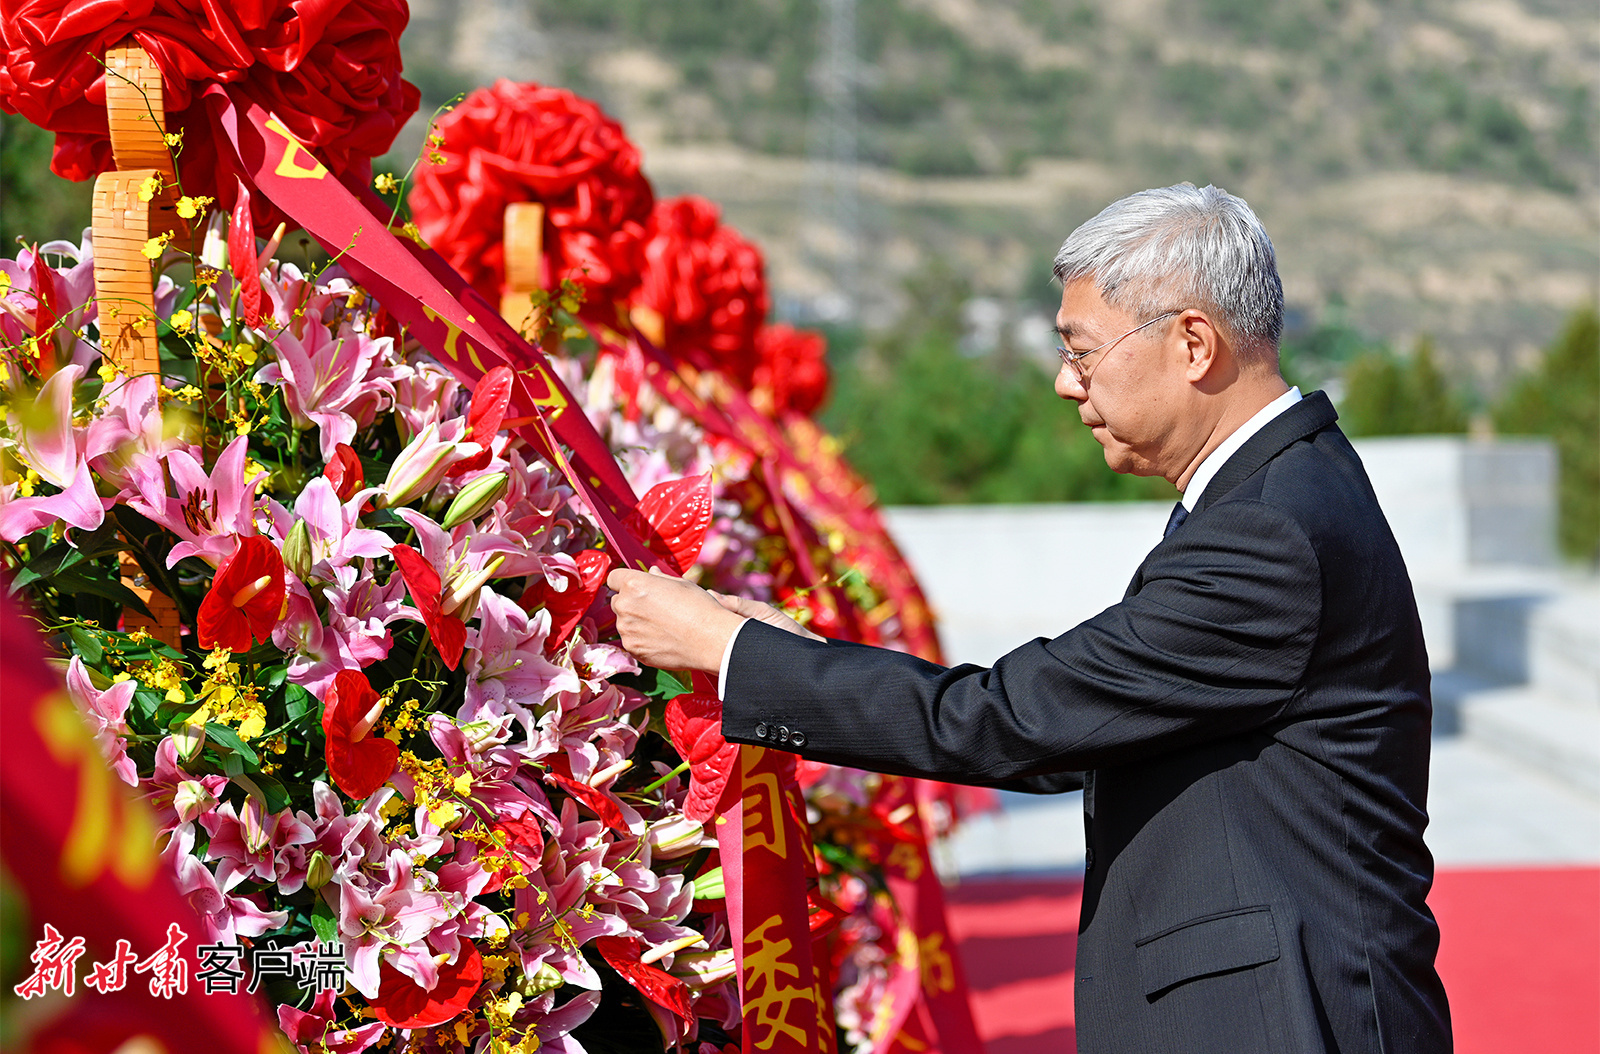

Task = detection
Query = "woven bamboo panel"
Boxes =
[91,168,163,379]
[104,41,174,178]
[96,41,183,646]
[500,202,546,333]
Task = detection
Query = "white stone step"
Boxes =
[1460,685,1600,800]
[1529,587,1600,710]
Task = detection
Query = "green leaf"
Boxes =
[309,900,338,944]
[67,625,103,665]
[649,667,692,701]
[133,686,165,721]
[252,772,292,813]
[205,723,260,766]
[8,540,86,592]
[50,568,152,617]
[284,683,315,723]
[259,665,288,692]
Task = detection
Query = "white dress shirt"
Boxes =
[1180,386,1301,511]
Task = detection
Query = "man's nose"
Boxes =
[1055,365,1086,401]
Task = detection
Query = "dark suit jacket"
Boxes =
[722,392,1452,1053]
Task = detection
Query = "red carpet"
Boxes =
[945,867,1600,1053]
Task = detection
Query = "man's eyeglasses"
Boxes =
[1055,311,1179,383]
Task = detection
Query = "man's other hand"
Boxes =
[709,592,826,643]
[606,567,748,672]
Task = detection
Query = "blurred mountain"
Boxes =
[398,0,1597,396]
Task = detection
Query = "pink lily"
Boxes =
[147,436,267,567]
[397,506,549,603]
[86,373,187,511]
[462,589,580,735]
[200,795,315,890]
[63,657,138,786]
[283,476,390,578]
[142,737,228,835]
[169,823,289,946]
[254,313,396,460]
[277,989,387,1054]
[277,782,386,893]
[336,848,458,998]
[0,364,115,540]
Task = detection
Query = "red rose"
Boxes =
[0,0,419,228]
[630,195,769,385]
[408,80,654,312]
[752,323,830,418]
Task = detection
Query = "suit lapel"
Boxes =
[1193,390,1338,514]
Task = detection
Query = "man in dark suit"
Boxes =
[609,184,1453,1053]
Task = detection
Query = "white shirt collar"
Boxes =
[1181,387,1302,511]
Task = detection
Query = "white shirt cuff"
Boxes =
[716,618,750,701]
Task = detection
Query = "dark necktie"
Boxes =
[1163,501,1189,539]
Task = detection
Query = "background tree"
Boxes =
[0,113,91,247]
[824,261,1177,505]
[1339,336,1469,437]
[1495,304,1600,563]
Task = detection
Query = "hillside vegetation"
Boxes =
[395,0,1598,400]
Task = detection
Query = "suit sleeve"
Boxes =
[722,498,1322,783]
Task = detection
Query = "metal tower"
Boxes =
[800,0,862,323]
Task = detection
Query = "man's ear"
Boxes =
[1179,309,1227,384]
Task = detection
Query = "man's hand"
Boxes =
[606,569,828,672]
[606,567,748,672]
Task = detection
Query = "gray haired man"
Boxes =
[610,184,1453,1053]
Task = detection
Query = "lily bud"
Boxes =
[692,866,724,901]
[172,779,218,823]
[521,962,563,996]
[172,720,208,762]
[381,423,460,508]
[669,948,737,988]
[200,210,229,271]
[281,519,313,582]
[305,849,334,890]
[440,471,508,530]
[240,794,270,854]
[646,815,705,859]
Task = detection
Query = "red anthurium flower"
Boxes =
[627,474,714,574]
[197,535,286,653]
[228,178,265,330]
[664,691,739,823]
[30,251,60,374]
[371,937,483,1029]
[323,443,365,502]
[544,770,631,834]
[520,548,612,651]
[592,936,694,1028]
[391,543,466,669]
[477,811,545,895]
[321,669,399,800]
[446,365,515,478]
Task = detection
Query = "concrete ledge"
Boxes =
[1460,687,1600,800]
